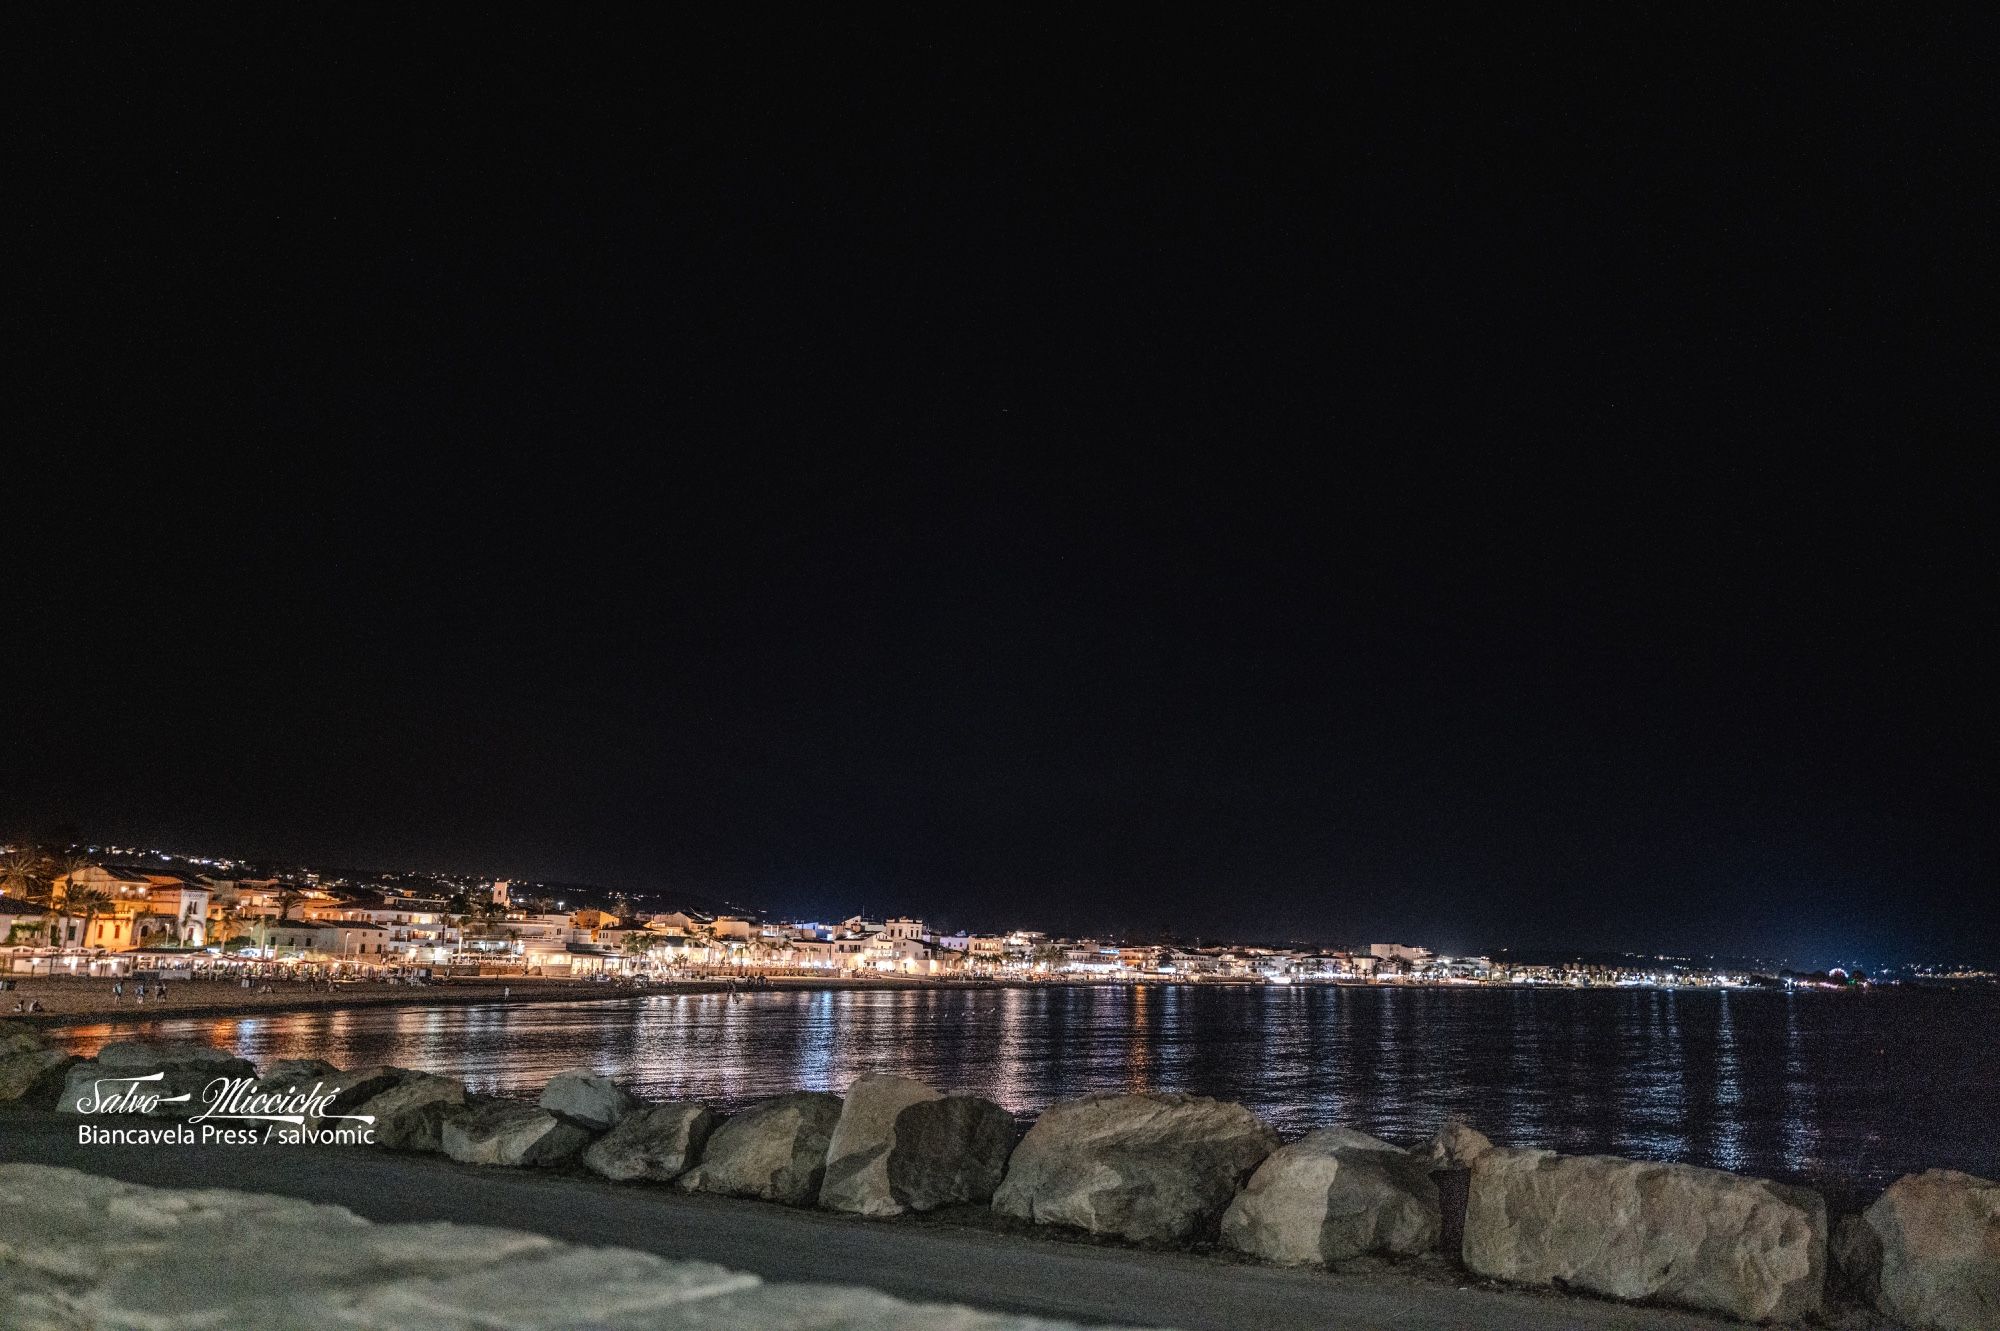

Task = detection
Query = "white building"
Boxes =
[303,893,458,962]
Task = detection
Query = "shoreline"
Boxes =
[10,974,1244,1029]
[9,970,1955,1031]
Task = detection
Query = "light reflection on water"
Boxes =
[49,985,1997,1187]
[1713,991,1746,1172]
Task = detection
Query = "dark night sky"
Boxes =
[9,13,1993,965]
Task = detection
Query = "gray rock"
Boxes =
[247,1058,342,1112]
[820,1074,1017,1216]
[352,1071,467,1151]
[1221,1126,1440,1265]
[261,1057,342,1086]
[326,1065,417,1114]
[0,1047,79,1107]
[1411,1121,1493,1171]
[584,1102,722,1183]
[539,1068,640,1130]
[1463,1147,1826,1323]
[0,1022,47,1059]
[91,1040,247,1071]
[381,1100,463,1152]
[992,1093,1280,1243]
[442,1101,595,1167]
[1864,1169,1998,1331]
[681,1091,842,1204]
[57,1042,258,1118]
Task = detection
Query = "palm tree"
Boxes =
[62,885,113,952]
[209,905,246,946]
[0,846,49,902]
[54,849,94,892]
[54,850,101,949]
[0,847,59,945]
[275,885,303,922]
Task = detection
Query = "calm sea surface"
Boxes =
[52,985,1997,1187]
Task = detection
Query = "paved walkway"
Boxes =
[0,1114,1745,1331]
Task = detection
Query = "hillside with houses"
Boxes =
[0,842,1793,989]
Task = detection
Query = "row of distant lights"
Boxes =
[45,849,1983,975]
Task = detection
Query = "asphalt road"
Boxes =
[0,1114,1741,1331]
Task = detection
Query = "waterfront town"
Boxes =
[0,845,1949,992]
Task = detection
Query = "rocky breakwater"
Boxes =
[992,1093,1279,1243]
[55,1041,258,1119]
[0,1163,1142,1331]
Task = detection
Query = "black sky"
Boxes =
[9,12,1993,965]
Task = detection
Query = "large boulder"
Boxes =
[57,1042,257,1119]
[679,1091,841,1204]
[441,1101,594,1167]
[0,1047,79,1107]
[260,1058,342,1087]
[0,1021,47,1059]
[583,1102,721,1183]
[326,1065,417,1115]
[1221,1126,1439,1265]
[1863,1169,1998,1331]
[246,1059,343,1113]
[91,1041,244,1074]
[992,1093,1280,1244]
[351,1072,467,1151]
[539,1069,639,1131]
[1463,1147,1826,1323]
[819,1074,1017,1217]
